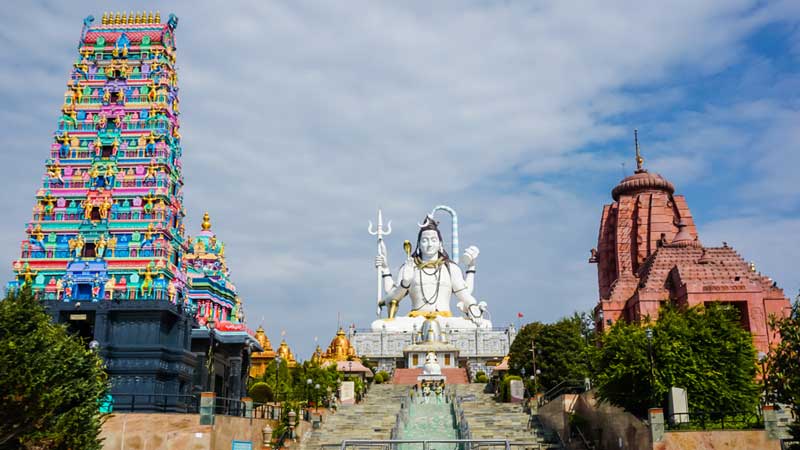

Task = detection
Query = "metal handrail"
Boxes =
[340,439,512,450]
[214,396,247,417]
[541,380,586,404]
[107,393,199,413]
[274,429,292,450]
[665,410,764,430]
[573,424,594,450]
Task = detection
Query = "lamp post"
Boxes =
[645,327,655,404]
[758,351,768,404]
[207,318,216,393]
[315,383,321,413]
[306,378,312,409]
[530,338,538,393]
[275,356,282,403]
[288,410,297,441]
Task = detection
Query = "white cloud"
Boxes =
[0,1,798,358]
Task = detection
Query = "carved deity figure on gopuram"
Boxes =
[369,206,490,332]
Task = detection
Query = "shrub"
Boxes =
[248,382,273,403]
[499,375,522,402]
[595,304,759,417]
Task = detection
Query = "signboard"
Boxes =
[232,440,252,450]
[509,379,524,403]
[668,387,689,424]
[339,381,355,405]
[215,322,250,332]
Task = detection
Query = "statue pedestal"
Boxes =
[417,374,446,384]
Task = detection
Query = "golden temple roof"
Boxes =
[277,339,297,367]
[252,325,276,359]
[319,327,359,363]
[311,345,324,364]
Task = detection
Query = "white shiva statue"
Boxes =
[371,211,490,332]
[422,352,442,376]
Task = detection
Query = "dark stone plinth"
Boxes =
[43,299,197,412]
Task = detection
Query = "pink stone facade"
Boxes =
[592,167,791,354]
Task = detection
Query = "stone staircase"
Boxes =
[456,384,562,449]
[301,384,410,449]
[391,368,470,385]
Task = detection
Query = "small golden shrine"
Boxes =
[317,328,359,364]
[276,339,297,367]
[249,325,277,378]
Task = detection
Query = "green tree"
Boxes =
[767,299,800,445]
[248,381,273,403]
[508,314,596,392]
[0,288,108,449]
[595,304,760,418]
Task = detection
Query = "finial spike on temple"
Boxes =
[634,128,644,172]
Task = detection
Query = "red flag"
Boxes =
[517,312,524,318]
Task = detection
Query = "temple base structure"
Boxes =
[349,324,515,379]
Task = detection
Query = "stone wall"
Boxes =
[574,391,652,450]
[656,430,780,450]
[537,394,578,444]
[541,390,652,450]
[100,413,277,450]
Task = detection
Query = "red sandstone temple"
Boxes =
[591,135,791,353]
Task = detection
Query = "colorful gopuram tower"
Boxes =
[6,12,261,407]
[183,212,261,396]
[9,11,187,303]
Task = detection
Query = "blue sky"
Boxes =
[1,1,799,358]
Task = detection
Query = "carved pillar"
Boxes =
[196,352,208,392]
[229,356,243,400]
[94,308,109,347]
[240,350,251,398]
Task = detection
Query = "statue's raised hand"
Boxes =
[376,299,384,317]
[375,254,389,270]
[400,255,415,287]
[461,245,480,268]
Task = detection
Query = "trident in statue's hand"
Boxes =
[368,209,391,317]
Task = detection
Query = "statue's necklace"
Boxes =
[418,264,442,306]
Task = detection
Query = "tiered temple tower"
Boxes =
[9,11,186,302]
[7,12,261,407]
[591,133,791,353]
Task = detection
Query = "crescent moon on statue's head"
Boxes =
[417,214,435,227]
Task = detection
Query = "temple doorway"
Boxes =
[62,310,95,345]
